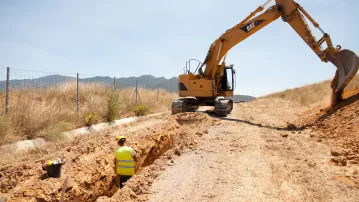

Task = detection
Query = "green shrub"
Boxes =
[84,112,98,126]
[106,90,120,122]
[133,104,151,116]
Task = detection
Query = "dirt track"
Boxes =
[148,98,359,202]
[1,94,359,201]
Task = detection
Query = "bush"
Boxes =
[106,90,120,122]
[133,103,151,116]
[84,112,98,126]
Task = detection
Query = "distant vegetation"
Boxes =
[0,73,257,145]
[0,81,174,145]
[261,74,359,106]
[0,74,178,93]
[232,95,256,102]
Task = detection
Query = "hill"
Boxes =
[0,74,178,92]
[232,94,256,102]
[261,74,359,107]
[0,74,255,100]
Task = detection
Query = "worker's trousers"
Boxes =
[117,174,132,188]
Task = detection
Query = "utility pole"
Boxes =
[113,77,116,91]
[157,84,159,101]
[76,73,79,114]
[5,67,10,115]
[136,80,138,103]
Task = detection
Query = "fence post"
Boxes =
[135,80,138,103]
[157,84,159,101]
[76,73,79,114]
[5,67,10,115]
[113,77,116,91]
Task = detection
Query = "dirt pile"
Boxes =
[295,89,359,186]
[0,112,218,202]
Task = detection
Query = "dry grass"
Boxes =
[261,74,359,107]
[0,81,176,145]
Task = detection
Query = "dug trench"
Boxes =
[0,112,219,202]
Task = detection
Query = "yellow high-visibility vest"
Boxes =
[115,146,135,176]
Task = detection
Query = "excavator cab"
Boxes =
[220,65,236,92]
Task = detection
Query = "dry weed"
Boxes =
[261,74,359,107]
[0,81,176,145]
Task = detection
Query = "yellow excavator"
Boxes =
[172,0,359,117]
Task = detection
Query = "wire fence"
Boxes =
[0,67,175,117]
[0,67,176,143]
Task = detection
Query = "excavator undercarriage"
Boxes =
[171,97,233,117]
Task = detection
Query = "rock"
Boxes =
[349,160,358,165]
[130,193,138,199]
[340,159,348,166]
[280,133,288,138]
[287,124,297,130]
[195,132,202,136]
[330,147,347,156]
[66,147,71,152]
[346,155,356,160]
[22,164,31,169]
[203,130,209,134]
[331,157,347,166]
[330,157,341,163]
[308,162,316,167]
[174,148,181,156]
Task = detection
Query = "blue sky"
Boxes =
[0,0,358,96]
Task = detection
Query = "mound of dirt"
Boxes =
[0,112,217,202]
[296,89,359,167]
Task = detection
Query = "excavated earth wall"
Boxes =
[0,112,219,202]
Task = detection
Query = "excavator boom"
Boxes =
[199,0,358,94]
[172,0,359,116]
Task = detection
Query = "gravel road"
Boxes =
[149,100,359,202]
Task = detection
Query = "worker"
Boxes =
[114,135,137,188]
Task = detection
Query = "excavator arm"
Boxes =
[172,0,358,117]
[198,0,359,98]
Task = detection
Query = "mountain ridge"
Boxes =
[0,74,256,102]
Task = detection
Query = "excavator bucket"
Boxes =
[326,49,359,93]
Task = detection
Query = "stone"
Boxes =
[280,133,288,138]
[287,124,297,130]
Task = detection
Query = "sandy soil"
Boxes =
[1,92,358,202]
[148,98,359,202]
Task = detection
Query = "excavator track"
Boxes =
[214,98,233,117]
[172,97,233,117]
[171,98,199,114]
